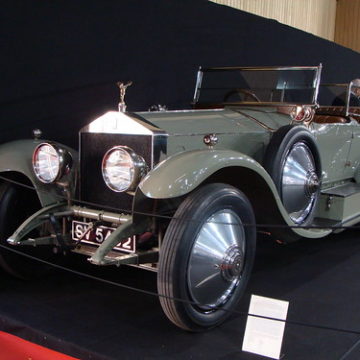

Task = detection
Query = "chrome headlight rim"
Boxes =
[32,142,72,184]
[101,145,147,193]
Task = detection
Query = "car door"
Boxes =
[344,117,360,180]
[310,120,354,185]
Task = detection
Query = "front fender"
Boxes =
[138,149,331,239]
[0,139,78,206]
[139,149,277,199]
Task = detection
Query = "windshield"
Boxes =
[317,80,360,116]
[193,66,322,107]
[318,83,349,106]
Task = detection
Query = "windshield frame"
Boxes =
[318,81,360,117]
[193,65,322,108]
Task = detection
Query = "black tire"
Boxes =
[157,183,256,331]
[0,181,52,279]
[263,125,321,225]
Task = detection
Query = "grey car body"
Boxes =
[0,65,359,331]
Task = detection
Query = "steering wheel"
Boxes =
[224,88,260,102]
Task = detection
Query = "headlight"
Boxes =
[32,143,72,183]
[102,146,147,192]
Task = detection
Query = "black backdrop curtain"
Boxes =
[1,0,359,147]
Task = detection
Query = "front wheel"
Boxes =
[157,183,256,331]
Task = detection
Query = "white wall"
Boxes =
[210,0,337,41]
[335,0,360,52]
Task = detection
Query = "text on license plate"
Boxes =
[72,220,136,253]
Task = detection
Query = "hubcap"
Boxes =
[281,142,319,224]
[187,210,245,309]
[305,171,320,196]
[220,245,244,281]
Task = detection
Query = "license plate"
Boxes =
[72,220,136,253]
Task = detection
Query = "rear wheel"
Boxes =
[0,181,53,278]
[157,183,256,331]
[264,125,321,225]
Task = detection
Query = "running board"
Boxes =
[317,182,360,223]
[312,217,341,228]
[321,183,360,197]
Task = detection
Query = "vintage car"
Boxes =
[0,65,359,331]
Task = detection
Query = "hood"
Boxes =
[136,107,286,135]
[136,107,290,161]
[81,107,291,163]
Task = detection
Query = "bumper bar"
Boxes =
[72,205,131,225]
[7,203,154,267]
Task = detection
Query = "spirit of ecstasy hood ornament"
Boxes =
[117,81,133,112]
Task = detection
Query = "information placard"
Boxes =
[242,295,289,359]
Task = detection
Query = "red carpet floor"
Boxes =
[0,331,79,360]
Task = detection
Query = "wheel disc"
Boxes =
[281,142,319,224]
[187,209,245,309]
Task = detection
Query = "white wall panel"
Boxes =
[335,0,360,53]
[210,0,337,41]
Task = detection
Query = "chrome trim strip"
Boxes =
[346,83,351,117]
[137,108,224,114]
[79,130,82,203]
[130,112,168,168]
[224,102,317,107]
[201,65,321,72]
[235,110,276,132]
[320,83,348,87]
[312,63,322,105]
[193,67,204,103]
[345,80,360,117]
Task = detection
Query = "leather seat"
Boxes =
[312,114,348,124]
